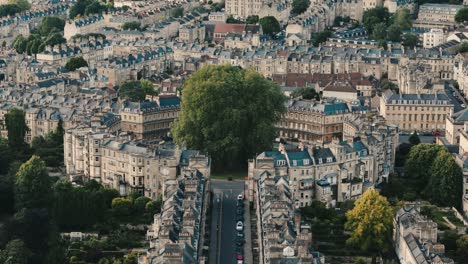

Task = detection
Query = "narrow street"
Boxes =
[209,179,246,264]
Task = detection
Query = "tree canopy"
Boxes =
[312,29,332,47]
[122,21,142,31]
[69,0,106,19]
[14,155,52,210]
[171,7,184,18]
[119,80,158,101]
[5,108,29,149]
[362,6,390,34]
[65,57,88,71]
[259,16,280,36]
[408,131,421,145]
[345,189,393,253]
[402,33,418,48]
[404,144,463,207]
[455,7,468,23]
[291,0,310,15]
[291,86,320,100]
[172,65,286,169]
[0,239,32,264]
[40,16,65,36]
[246,15,259,24]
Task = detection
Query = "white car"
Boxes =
[237,194,243,200]
[236,221,244,231]
[237,261,244,264]
[462,104,466,108]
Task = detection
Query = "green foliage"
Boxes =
[171,65,286,169]
[5,108,29,149]
[259,16,280,36]
[408,131,421,145]
[69,0,106,19]
[123,251,138,264]
[405,144,443,182]
[52,180,119,230]
[226,16,243,24]
[210,2,224,12]
[8,0,30,10]
[171,6,184,18]
[387,24,402,42]
[395,142,411,167]
[291,86,320,100]
[40,16,65,36]
[112,197,133,216]
[455,7,468,23]
[65,57,88,71]
[291,0,310,15]
[0,4,22,17]
[392,8,412,30]
[134,196,151,214]
[31,121,64,167]
[456,234,468,260]
[458,41,468,53]
[246,15,259,24]
[14,156,52,210]
[0,239,32,264]
[372,23,387,41]
[12,16,66,54]
[119,80,157,101]
[402,33,418,48]
[429,150,463,208]
[381,80,399,93]
[122,21,142,31]
[345,189,393,253]
[362,7,389,34]
[312,29,332,47]
[333,16,351,27]
[145,200,162,215]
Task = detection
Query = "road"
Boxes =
[399,135,435,144]
[209,179,245,264]
[445,82,466,113]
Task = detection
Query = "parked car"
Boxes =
[237,260,244,264]
[462,104,466,108]
[236,221,244,231]
[237,231,244,238]
[235,246,244,255]
[237,200,244,207]
[236,207,244,215]
[236,215,244,222]
[237,194,243,200]
[235,237,244,246]
[236,253,244,261]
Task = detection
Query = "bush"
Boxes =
[111,198,132,217]
[134,196,151,214]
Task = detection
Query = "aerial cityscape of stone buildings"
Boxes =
[2,0,468,262]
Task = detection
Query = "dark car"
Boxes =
[236,208,244,215]
[237,200,244,207]
[237,231,244,238]
[235,237,244,246]
[236,215,244,222]
[236,246,244,255]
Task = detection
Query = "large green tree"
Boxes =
[312,29,333,47]
[362,6,389,34]
[392,8,412,30]
[119,80,158,101]
[5,108,29,149]
[455,7,468,23]
[65,56,88,71]
[456,234,468,260]
[402,33,418,48]
[372,22,387,41]
[291,0,310,15]
[429,150,463,208]
[0,239,32,264]
[8,0,30,10]
[259,16,280,36]
[172,65,286,169]
[404,144,443,182]
[345,189,393,253]
[40,16,65,36]
[291,86,320,100]
[14,155,52,210]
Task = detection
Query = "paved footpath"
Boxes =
[243,186,254,264]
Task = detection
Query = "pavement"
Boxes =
[209,179,246,264]
[243,196,253,264]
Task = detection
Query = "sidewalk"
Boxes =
[243,196,253,264]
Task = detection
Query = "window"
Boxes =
[95,157,99,161]
[95,148,99,153]
[327,157,333,162]
[133,167,136,172]
[318,158,323,164]
[304,159,310,165]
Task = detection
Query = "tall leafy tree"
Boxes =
[14,155,52,210]
[408,131,421,145]
[345,189,393,253]
[172,65,286,169]
[0,239,32,264]
[291,0,310,15]
[455,7,468,23]
[259,16,280,36]
[392,8,412,30]
[362,6,389,33]
[456,234,468,261]
[291,86,320,100]
[65,56,88,71]
[372,22,387,41]
[402,33,418,48]
[404,144,443,182]
[5,108,29,149]
[40,16,65,36]
[429,150,463,208]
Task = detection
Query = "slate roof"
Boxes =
[451,108,468,123]
[286,149,312,167]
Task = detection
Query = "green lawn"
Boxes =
[211,171,246,180]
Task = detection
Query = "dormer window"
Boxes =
[293,160,297,166]
[304,159,309,165]
[318,158,323,164]
[327,157,333,162]
[277,160,286,166]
